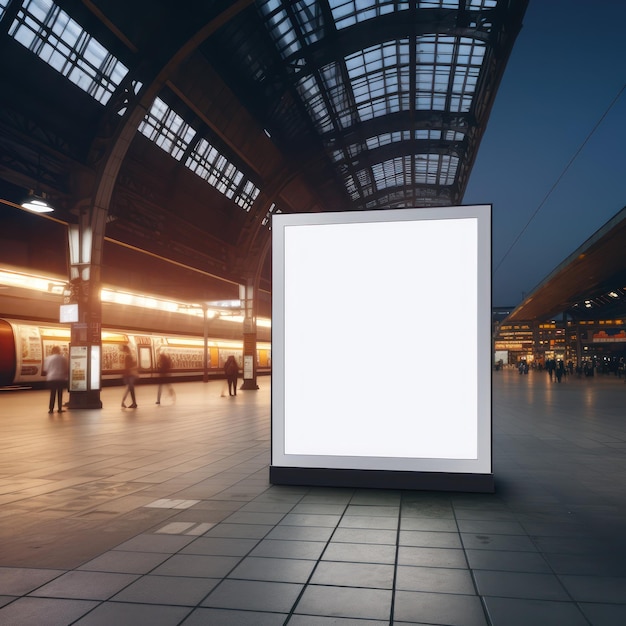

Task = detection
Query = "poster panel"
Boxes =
[70,345,88,391]
[271,205,492,488]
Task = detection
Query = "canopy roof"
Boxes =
[504,206,626,323]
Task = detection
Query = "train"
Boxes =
[0,318,271,388]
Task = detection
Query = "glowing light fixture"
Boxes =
[21,192,54,213]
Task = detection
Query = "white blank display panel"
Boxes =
[272,205,492,480]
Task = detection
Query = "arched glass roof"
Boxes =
[206,0,526,210]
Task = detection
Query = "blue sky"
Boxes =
[463,0,626,307]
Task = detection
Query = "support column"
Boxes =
[66,209,105,409]
[576,321,582,366]
[202,304,210,383]
[240,279,259,390]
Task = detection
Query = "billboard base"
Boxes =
[270,466,494,493]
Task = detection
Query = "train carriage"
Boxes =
[0,318,270,387]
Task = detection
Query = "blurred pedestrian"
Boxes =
[121,345,138,408]
[44,345,68,413]
[224,355,239,396]
[156,350,175,404]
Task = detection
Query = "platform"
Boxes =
[1,370,626,624]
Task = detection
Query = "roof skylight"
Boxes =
[138,97,261,211]
[138,97,196,161]
[9,0,129,106]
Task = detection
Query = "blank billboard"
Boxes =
[271,205,492,491]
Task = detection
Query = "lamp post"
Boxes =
[66,220,103,409]
[240,279,259,390]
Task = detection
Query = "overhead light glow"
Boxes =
[21,195,54,213]
[0,270,271,328]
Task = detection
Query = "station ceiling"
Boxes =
[0,0,528,311]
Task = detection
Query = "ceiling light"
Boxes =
[21,192,54,213]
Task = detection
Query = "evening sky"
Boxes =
[463,0,626,307]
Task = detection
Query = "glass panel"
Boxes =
[9,0,129,106]
[186,138,260,212]
[0,0,11,19]
[346,40,410,122]
[329,0,410,31]
[138,97,196,161]
[296,73,334,133]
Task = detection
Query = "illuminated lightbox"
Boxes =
[60,303,79,323]
[271,205,493,492]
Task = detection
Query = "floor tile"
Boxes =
[0,567,65,595]
[299,490,353,505]
[397,546,467,568]
[77,549,171,573]
[396,565,475,594]
[288,617,388,625]
[558,574,626,602]
[393,590,487,625]
[339,515,398,530]
[332,528,397,545]
[310,561,395,588]
[0,597,98,625]
[239,501,298,513]
[28,570,138,600]
[400,501,455,519]
[544,551,626,576]
[202,578,302,612]
[111,574,219,605]
[291,503,347,515]
[460,533,537,552]
[203,523,273,539]
[279,513,342,527]
[113,534,195,553]
[222,511,286,525]
[73,601,191,625]
[531,535,609,555]
[483,596,589,626]
[465,549,551,573]
[579,602,626,625]
[250,539,327,560]
[228,556,316,583]
[150,554,241,578]
[474,570,569,600]
[400,517,458,532]
[265,525,334,542]
[179,536,259,556]
[399,530,462,548]
[294,585,392,620]
[456,519,526,535]
[181,607,287,625]
[344,505,399,517]
[322,542,397,564]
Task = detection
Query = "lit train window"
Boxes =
[138,346,152,371]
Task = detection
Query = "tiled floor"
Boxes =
[1,370,626,624]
